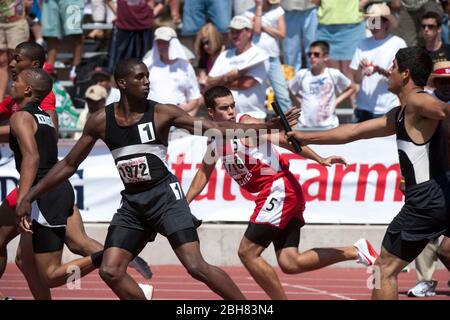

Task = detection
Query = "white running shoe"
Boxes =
[353,238,379,266]
[138,283,154,300]
[407,280,438,297]
[129,256,153,279]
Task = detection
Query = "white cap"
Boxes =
[85,85,107,101]
[230,15,252,30]
[154,26,177,41]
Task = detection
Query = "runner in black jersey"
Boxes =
[0,42,152,301]
[7,68,103,289]
[16,58,298,300]
[286,47,450,300]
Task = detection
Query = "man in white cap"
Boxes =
[206,15,269,119]
[350,2,407,122]
[143,26,202,116]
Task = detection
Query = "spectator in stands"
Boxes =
[390,0,443,47]
[0,0,30,101]
[76,84,107,139]
[42,63,79,138]
[233,0,255,15]
[281,0,318,70]
[421,11,450,63]
[245,0,292,112]
[181,0,232,36]
[90,66,121,105]
[289,41,356,129]
[143,27,202,116]
[24,0,45,47]
[350,2,407,122]
[194,23,225,91]
[107,0,154,74]
[41,0,85,80]
[438,0,450,44]
[313,0,366,81]
[206,15,269,119]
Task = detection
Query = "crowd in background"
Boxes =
[1,0,449,134]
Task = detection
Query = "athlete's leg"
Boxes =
[172,232,245,300]
[238,236,287,300]
[98,247,146,299]
[372,246,409,300]
[15,234,51,299]
[276,246,358,274]
[0,201,20,278]
[437,236,450,271]
[33,250,97,288]
[65,205,103,256]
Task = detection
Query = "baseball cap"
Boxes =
[85,85,107,101]
[154,26,177,41]
[230,15,252,30]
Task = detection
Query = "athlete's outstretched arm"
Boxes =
[186,142,217,203]
[9,112,39,205]
[166,104,299,136]
[287,107,398,146]
[239,115,347,166]
[16,111,104,223]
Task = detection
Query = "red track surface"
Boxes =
[1,264,449,300]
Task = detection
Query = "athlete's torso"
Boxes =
[396,100,449,188]
[9,102,57,181]
[104,100,171,192]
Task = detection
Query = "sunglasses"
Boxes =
[422,24,438,30]
[201,39,210,46]
[307,52,322,58]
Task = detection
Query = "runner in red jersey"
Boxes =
[187,86,379,299]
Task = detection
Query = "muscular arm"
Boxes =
[186,144,216,203]
[167,104,297,136]
[409,92,450,120]
[287,107,398,145]
[10,112,39,205]
[206,70,259,90]
[17,111,104,217]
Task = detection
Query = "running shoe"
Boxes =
[407,280,438,297]
[354,238,379,266]
[130,256,153,279]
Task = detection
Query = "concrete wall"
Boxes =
[6,223,447,270]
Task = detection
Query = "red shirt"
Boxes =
[116,0,154,31]
[0,91,56,117]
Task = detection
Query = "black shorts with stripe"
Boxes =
[383,173,450,262]
[31,180,75,253]
[105,174,198,254]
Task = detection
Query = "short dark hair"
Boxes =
[203,86,233,109]
[16,42,46,67]
[310,40,330,55]
[421,11,442,27]
[395,47,433,87]
[114,58,145,83]
[20,68,53,101]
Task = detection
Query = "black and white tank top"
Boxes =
[104,100,170,192]
[396,94,449,188]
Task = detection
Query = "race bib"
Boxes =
[116,156,151,183]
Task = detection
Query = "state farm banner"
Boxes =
[0,135,403,224]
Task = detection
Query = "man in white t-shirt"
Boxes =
[289,41,356,129]
[350,3,407,122]
[206,15,269,119]
[144,27,202,116]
